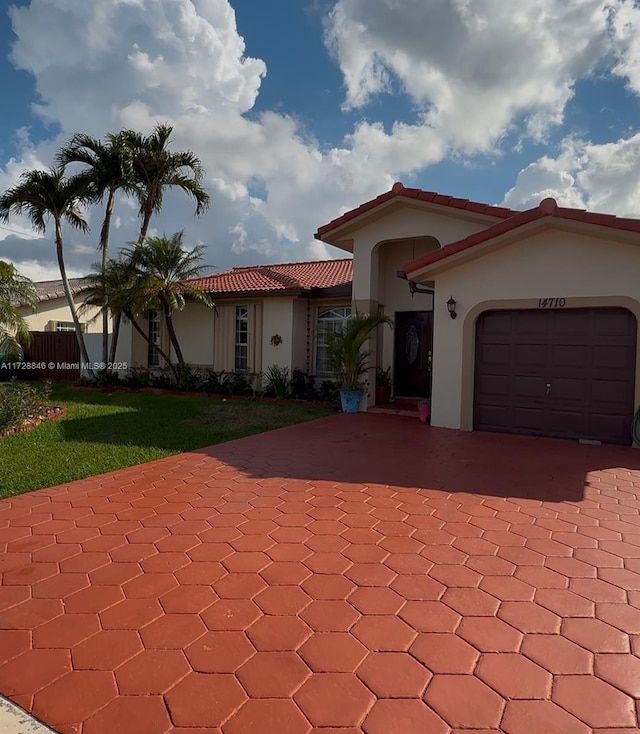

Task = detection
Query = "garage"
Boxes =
[474,307,637,445]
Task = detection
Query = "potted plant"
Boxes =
[325,311,392,413]
[375,366,391,405]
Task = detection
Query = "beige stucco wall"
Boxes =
[427,228,640,431]
[20,296,103,333]
[170,304,215,366]
[349,205,494,304]
[261,298,294,371]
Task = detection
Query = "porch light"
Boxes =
[447,296,457,319]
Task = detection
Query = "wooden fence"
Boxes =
[1,332,81,381]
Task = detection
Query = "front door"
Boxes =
[394,311,433,398]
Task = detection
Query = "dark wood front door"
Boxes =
[394,311,433,398]
[474,308,637,445]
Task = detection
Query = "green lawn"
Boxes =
[0,384,332,498]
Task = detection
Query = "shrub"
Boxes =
[263,365,290,398]
[318,379,341,404]
[120,368,153,388]
[290,369,318,401]
[0,381,52,434]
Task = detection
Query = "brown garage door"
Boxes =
[474,308,637,445]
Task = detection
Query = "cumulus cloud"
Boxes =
[503,132,640,216]
[2,0,640,282]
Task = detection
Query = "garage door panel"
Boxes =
[514,344,547,367]
[592,345,635,370]
[591,379,633,405]
[513,376,547,399]
[474,307,636,445]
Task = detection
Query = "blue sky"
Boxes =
[2,0,640,279]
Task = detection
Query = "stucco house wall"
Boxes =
[20,296,103,334]
[427,226,640,431]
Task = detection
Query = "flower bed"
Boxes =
[0,381,61,438]
[0,405,66,438]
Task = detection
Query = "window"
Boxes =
[316,306,351,376]
[55,321,77,333]
[147,310,161,367]
[235,306,249,371]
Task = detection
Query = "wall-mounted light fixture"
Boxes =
[446,296,457,319]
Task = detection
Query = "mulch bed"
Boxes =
[0,406,67,439]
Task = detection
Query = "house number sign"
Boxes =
[538,298,566,308]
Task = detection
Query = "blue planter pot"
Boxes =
[340,389,362,413]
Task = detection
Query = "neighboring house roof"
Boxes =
[34,277,93,302]
[190,258,353,297]
[404,196,640,277]
[315,182,519,241]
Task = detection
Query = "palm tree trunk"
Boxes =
[127,311,177,380]
[100,188,115,366]
[55,219,95,380]
[109,311,121,365]
[137,196,154,246]
[162,303,185,373]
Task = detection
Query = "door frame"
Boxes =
[393,309,434,399]
[459,296,640,432]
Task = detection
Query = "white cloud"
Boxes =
[503,132,640,216]
[3,0,640,283]
[326,0,617,154]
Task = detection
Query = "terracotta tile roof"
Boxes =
[315,182,519,239]
[189,258,353,295]
[404,197,640,276]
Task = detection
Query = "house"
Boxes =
[315,182,640,445]
[127,259,353,385]
[20,278,100,334]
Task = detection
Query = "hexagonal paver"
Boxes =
[236,651,310,697]
[72,629,142,669]
[348,587,405,614]
[441,587,500,616]
[99,598,164,629]
[534,588,594,617]
[201,599,262,631]
[214,573,266,599]
[115,649,191,694]
[345,563,397,587]
[302,574,356,600]
[259,562,311,585]
[357,652,431,697]
[595,653,640,696]
[159,584,217,613]
[246,616,312,651]
[479,575,535,601]
[398,601,461,633]
[294,673,375,727]
[501,700,590,734]
[224,700,311,734]
[456,617,523,652]
[552,674,637,728]
[390,575,445,600]
[299,633,368,672]
[497,601,561,633]
[410,633,480,673]
[32,670,117,726]
[300,600,360,631]
[254,586,311,615]
[83,695,172,734]
[520,634,593,674]
[429,565,482,588]
[33,613,101,648]
[165,672,247,727]
[0,648,72,696]
[476,652,553,698]
[140,613,207,649]
[351,616,417,651]
[185,631,255,672]
[363,699,449,734]
[175,561,227,585]
[562,618,630,653]
[424,674,505,728]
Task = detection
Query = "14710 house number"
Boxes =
[538,297,566,308]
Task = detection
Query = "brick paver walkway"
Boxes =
[1,413,640,733]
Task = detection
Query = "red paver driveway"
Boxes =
[1,413,640,733]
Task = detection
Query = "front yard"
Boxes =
[0,383,332,498]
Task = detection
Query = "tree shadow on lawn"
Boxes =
[190,412,640,504]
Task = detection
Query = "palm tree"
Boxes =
[56,132,135,365]
[0,168,94,375]
[122,124,211,246]
[82,256,174,372]
[0,260,37,361]
[325,311,392,391]
[123,231,214,374]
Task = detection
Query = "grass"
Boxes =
[0,383,333,498]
